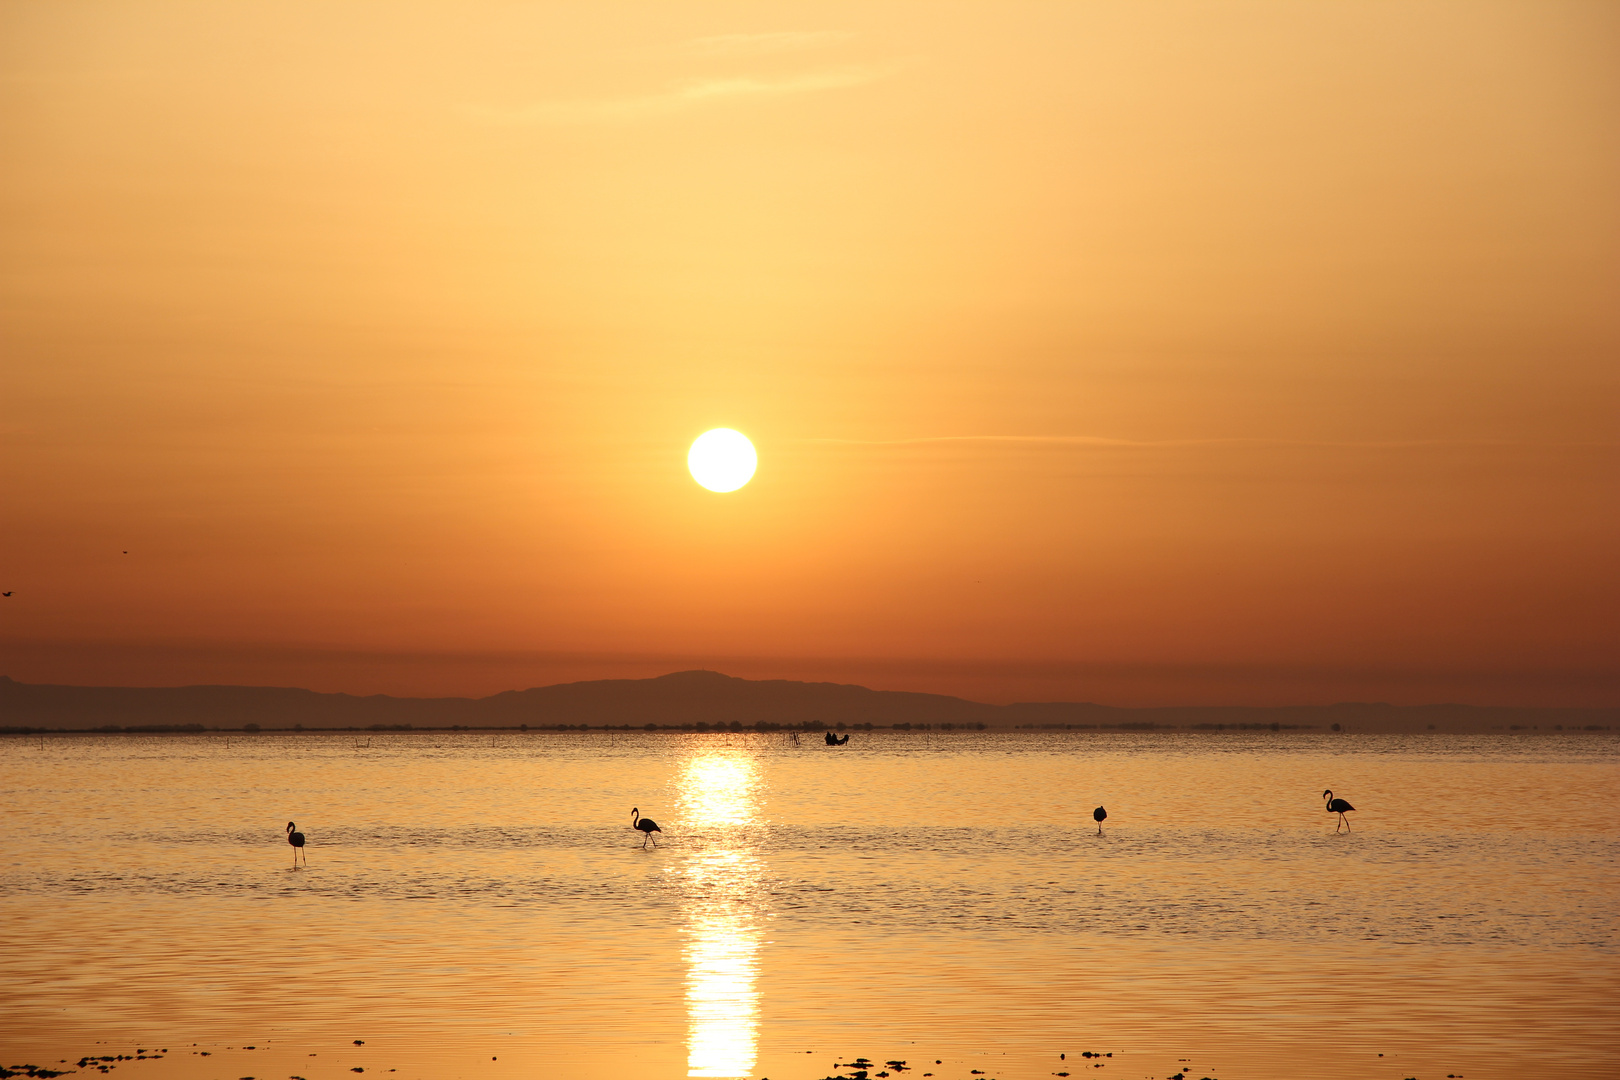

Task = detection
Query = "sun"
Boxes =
[688,429,757,493]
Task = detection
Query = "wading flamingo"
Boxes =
[1323,790,1355,832]
[632,808,661,848]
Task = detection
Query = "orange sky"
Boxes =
[3,2,1617,706]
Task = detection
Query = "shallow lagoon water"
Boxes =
[2,731,1616,1080]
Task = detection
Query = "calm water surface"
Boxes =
[2,731,1616,1080]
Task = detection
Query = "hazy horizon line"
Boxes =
[3,647,1616,711]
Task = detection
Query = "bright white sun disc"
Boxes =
[688,429,757,493]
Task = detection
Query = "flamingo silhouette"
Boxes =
[1323,790,1355,832]
[1093,806,1107,835]
[631,808,661,848]
[286,821,307,864]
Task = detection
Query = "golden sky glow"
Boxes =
[2,2,1616,704]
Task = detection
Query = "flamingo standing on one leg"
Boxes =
[631,808,661,848]
[1323,790,1355,832]
[1093,806,1107,835]
[286,821,307,864]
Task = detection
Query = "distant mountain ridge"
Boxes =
[1,670,1614,734]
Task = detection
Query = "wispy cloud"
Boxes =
[683,31,855,56]
[476,67,885,125]
[801,435,1618,450]
[2,68,156,85]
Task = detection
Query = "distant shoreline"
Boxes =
[4,669,1614,735]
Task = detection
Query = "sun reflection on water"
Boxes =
[678,751,764,1079]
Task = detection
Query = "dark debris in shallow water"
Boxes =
[811,1047,1130,1080]
[5,1045,174,1079]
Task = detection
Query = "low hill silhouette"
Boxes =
[1,670,1613,734]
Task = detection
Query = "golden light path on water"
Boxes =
[677,751,763,1079]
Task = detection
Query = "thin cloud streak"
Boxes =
[683,31,855,56]
[800,435,1619,450]
[475,67,886,125]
